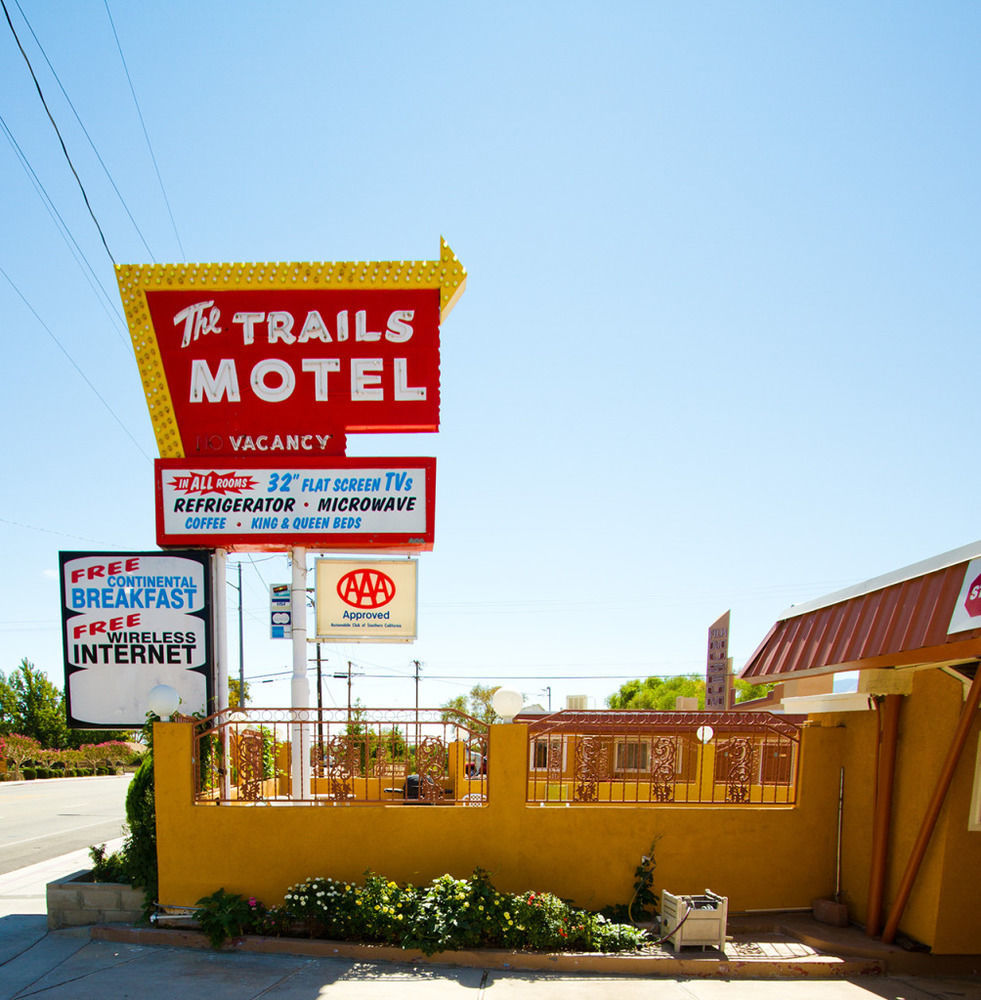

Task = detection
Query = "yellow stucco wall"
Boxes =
[822,669,981,954]
[153,681,980,953]
[155,720,843,915]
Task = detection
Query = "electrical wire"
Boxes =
[12,0,156,261]
[0,515,109,544]
[1,0,116,265]
[103,0,185,261]
[0,264,153,462]
[0,112,129,346]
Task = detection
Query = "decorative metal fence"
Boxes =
[193,708,489,806]
[525,711,803,806]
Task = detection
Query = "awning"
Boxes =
[741,542,981,680]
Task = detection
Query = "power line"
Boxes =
[0,515,109,544]
[0,264,152,462]
[103,0,185,261]
[0,112,129,346]
[1,0,116,265]
[12,0,156,261]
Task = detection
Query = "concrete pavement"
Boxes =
[3,847,981,999]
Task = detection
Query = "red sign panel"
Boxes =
[143,287,440,457]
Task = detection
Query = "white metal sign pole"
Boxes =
[213,548,230,800]
[290,546,311,800]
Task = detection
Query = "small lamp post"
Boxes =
[492,687,524,723]
[147,684,179,720]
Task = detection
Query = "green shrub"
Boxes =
[89,844,129,883]
[87,753,157,920]
[124,755,157,913]
[279,867,647,957]
[195,888,257,949]
[22,768,35,780]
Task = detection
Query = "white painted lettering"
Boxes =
[190,359,240,402]
[393,358,426,400]
[232,311,265,345]
[385,310,414,342]
[351,358,384,400]
[301,358,341,400]
[251,359,295,402]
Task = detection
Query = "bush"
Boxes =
[89,844,130,883]
[273,867,648,957]
[22,768,36,780]
[86,753,157,920]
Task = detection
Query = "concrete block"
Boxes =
[46,871,143,929]
[812,898,849,927]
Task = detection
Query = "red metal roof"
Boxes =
[525,709,804,738]
[742,558,981,680]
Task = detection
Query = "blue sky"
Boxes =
[2,1,979,714]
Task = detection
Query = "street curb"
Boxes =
[91,924,886,979]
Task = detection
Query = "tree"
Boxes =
[606,675,706,710]
[734,678,776,703]
[3,733,41,778]
[441,685,500,726]
[0,660,70,747]
[607,674,776,710]
[228,678,250,709]
[0,659,133,748]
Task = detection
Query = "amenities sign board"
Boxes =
[116,240,466,459]
[59,551,212,727]
[155,456,435,551]
[316,559,417,642]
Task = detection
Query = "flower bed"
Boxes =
[195,868,647,955]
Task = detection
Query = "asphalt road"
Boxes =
[0,774,132,875]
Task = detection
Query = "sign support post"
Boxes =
[213,549,230,799]
[290,547,311,799]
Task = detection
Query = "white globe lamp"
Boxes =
[492,687,524,723]
[147,684,180,720]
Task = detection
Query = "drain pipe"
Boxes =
[866,694,901,937]
[881,668,981,943]
[834,766,844,904]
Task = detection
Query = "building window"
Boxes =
[530,737,565,771]
[615,739,650,772]
[760,744,794,785]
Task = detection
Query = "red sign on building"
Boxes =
[705,610,731,710]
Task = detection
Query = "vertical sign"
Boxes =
[705,610,731,710]
[270,583,292,639]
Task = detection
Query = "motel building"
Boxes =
[150,540,981,957]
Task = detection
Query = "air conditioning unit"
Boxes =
[565,694,589,710]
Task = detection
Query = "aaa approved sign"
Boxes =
[316,559,417,642]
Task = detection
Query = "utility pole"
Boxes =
[226,561,245,707]
[346,661,353,720]
[332,661,363,727]
[316,644,324,753]
[413,660,421,749]
[238,562,245,707]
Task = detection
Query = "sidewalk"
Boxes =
[2,850,980,1000]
